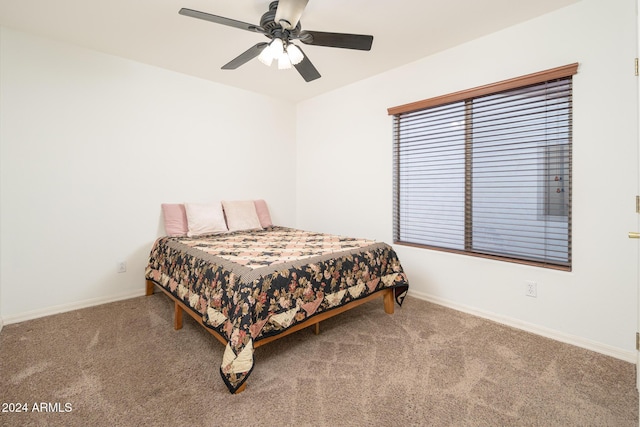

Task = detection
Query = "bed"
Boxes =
[145,224,409,394]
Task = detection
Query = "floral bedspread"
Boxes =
[145,226,409,393]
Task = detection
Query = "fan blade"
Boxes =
[274,0,309,30]
[221,43,269,70]
[299,31,373,51]
[293,48,321,82]
[179,8,263,33]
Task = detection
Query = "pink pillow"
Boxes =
[254,200,273,228]
[161,204,188,237]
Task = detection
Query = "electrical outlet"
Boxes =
[525,280,537,298]
[117,261,127,273]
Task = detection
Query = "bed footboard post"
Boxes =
[174,302,183,330]
[146,280,155,296]
[383,289,394,314]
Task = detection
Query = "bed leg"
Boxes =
[313,322,320,335]
[383,289,394,314]
[174,302,183,330]
[146,280,155,296]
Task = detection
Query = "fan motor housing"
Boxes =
[261,1,301,38]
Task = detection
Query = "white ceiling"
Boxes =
[0,0,580,102]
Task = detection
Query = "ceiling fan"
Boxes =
[179,0,374,82]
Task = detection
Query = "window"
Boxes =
[388,63,578,270]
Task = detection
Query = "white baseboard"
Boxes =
[0,289,146,326]
[408,290,637,364]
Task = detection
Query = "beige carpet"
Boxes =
[0,294,637,426]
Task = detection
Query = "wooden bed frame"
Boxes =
[146,279,395,394]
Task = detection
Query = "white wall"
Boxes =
[296,0,639,360]
[0,28,297,322]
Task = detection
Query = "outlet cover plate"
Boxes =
[525,280,537,298]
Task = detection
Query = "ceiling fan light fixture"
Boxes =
[257,48,274,66]
[270,37,285,55]
[258,37,285,66]
[278,54,292,70]
[286,43,304,65]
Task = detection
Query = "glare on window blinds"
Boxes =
[391,70,574,269]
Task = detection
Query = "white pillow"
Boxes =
[184,202,228,237]
[222,200,263,232]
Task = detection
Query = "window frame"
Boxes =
[388,63,578,271]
